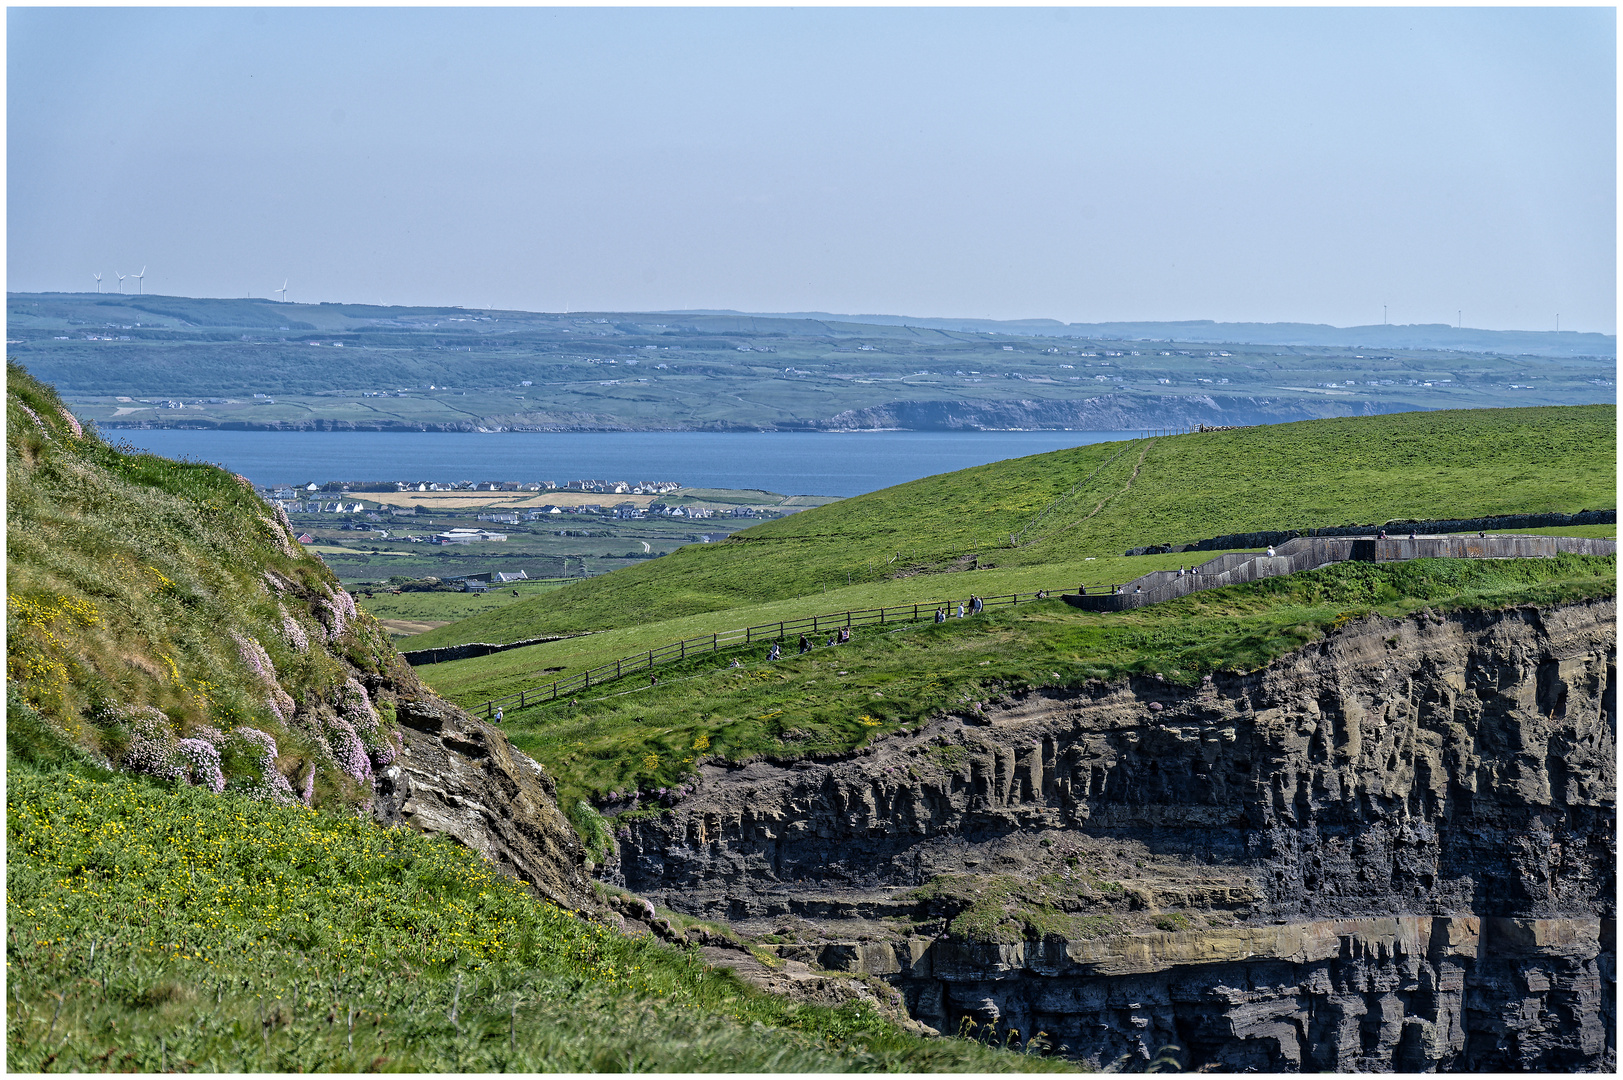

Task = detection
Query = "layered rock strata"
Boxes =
[373,693,596,911]
[610,599,1616,1070]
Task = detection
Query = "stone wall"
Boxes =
[1126,509,1617,556]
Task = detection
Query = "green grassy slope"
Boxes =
[404,405,1616,650]
[6,750,1066,1072]
[6,361,412,810]
[462,555,1616,810]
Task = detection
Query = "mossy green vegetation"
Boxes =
[487,554,1615,809]
[6,361,403,810]
[5,756,1070,1072]
[912,873,1128,946]
[406,404,1615,649]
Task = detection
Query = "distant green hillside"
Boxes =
[404,405,1615,649]
[13,292,1615,432]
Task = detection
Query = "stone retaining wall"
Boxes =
[1125,508,1616,556]
[1069,534,1616,612]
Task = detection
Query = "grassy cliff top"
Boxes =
[460,553,1615,810]
[404,404,1615,649]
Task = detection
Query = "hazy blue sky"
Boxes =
[8,7,1616,332]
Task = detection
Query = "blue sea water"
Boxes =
[111,430,1127,498]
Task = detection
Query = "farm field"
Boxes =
[410,518,1620,710]
[286,486,826,586]
[357,579,574,637]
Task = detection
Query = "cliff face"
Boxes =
[610,599,1616,1070]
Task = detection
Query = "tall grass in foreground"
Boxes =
[5,757,1073,1073]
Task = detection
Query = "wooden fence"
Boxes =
[472,588,1071,718]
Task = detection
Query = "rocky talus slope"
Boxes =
[610,599,1616,1070]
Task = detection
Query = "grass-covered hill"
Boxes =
[7,756,1070,1072]
[7,360,415,808]
[403,404,1615,650]
[6,360,1072,1071]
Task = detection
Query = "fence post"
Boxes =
[681,640,686,659]
[747,626,751,644]
[880,607,886,625]
[616,659,622,678]
[913,603,918,620]
[648,650,653,668]
[713,633,717,652]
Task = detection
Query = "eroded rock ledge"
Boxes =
[610,599,1617,1070]
[373,694,596,912]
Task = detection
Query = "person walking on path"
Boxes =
[935,607,946,623]
[798,634,812,655]
[768,642,781,661]
[957,602,965,618]
[970,595,983,615]
[494,706,503,724]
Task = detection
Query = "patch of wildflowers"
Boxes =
[280,608,309,652]
[121,705,186,782]
[177,738,226,793]
[56,404,84,438]
[228,727,297,804]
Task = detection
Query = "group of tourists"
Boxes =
[932,594,985,623]
[772,624,853,661]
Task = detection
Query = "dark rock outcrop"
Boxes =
[609,598,1617,1070]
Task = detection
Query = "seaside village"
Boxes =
[265,477,774,545]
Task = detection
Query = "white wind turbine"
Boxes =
[114,271,126,294]
[93,272,103,293]
[275,279,288,303]
[134,266,146,295]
